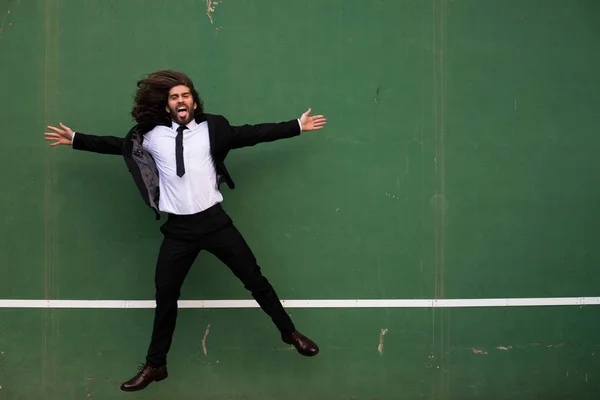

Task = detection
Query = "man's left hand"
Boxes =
[299,108,327,131]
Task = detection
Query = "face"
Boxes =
[166,85,197,125]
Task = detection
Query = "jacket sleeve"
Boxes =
[71,132,125,155]
[228,119,301,149]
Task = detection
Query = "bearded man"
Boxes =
[44,70,327,392]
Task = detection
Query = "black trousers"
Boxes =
[145,203,295,366]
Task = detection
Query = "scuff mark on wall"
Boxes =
[202,324,211,356]
[0,349,3,391]
[0,8,14,41]
[378,328,388,355]
[206,0,222,24]
[465,341,595,355]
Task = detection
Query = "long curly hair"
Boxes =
[131,70,204,123]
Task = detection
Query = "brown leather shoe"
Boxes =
[282,330,319,356]
[119,363,168,392]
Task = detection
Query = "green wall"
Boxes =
[1,0,599,398]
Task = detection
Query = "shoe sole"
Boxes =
[119,374,168,392]
[284,341,319,357]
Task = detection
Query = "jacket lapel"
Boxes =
[205,114,217,151]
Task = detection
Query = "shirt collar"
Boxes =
[172,118,199,132]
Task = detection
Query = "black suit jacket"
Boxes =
[72,112,301,219]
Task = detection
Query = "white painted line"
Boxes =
[0,297,599,309]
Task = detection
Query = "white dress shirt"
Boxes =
[142,119,223,215]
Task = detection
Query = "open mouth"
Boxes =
[177,106,188,119]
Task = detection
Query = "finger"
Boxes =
[59,122,71,131]
[45,133,60,138]
[46,125,62,133]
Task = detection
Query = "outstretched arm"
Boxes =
[229,108,327,149]
[45,123,124,155]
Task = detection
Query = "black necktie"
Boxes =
[176,125,187,177]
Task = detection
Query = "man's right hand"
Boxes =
[45,123,74,146]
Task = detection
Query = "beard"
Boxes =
[169,104,194,125]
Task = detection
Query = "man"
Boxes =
[44,70,327,392]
